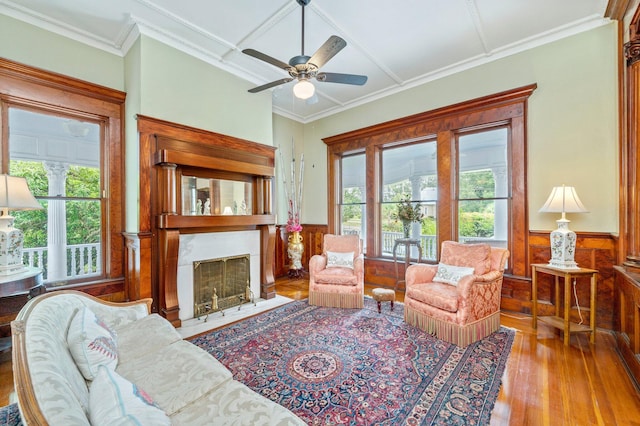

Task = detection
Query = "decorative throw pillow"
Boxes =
[89,366,171,426]
[433,263,475,286]
[67,306,118,380]
[326,251,355,269]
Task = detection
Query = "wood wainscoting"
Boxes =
[275,228,617,330]
[275,224,329,277]
[517,231,617,330]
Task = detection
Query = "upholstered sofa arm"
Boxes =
[309,254,327,273]
[456,273,504,322]
[472,270,503,283]
[353,253,364,269]
[457,272,502,296]
[406,264,438,285]
[353,253,365,280]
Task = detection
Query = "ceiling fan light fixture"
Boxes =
[293,79,315,99]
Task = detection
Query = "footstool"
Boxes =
[372,288,395,313]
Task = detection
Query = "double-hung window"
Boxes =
[456,128,509,250]
[8,108,102,282]
[339,153,367,252]
[324,85,534,276]
[0,58,125,288]
[380,140,437,259]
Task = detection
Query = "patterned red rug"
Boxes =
[190,298,514,425]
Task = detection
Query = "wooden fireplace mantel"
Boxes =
[125,115,277,327]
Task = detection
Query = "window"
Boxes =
[381,140,437,259]
[8,109,102,282]
[0,58,125,287]
[324,85,534,277]
[457,128,509,250]
[339,153,366,251]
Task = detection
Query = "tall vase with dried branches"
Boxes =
[281,142,305,278]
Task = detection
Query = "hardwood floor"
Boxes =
[2,277,639,425]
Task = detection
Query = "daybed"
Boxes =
[11,290,304,425]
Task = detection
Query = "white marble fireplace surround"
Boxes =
[177,230,261,321]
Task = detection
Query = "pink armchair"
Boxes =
[308,234,364,308]
[404,241,509,346]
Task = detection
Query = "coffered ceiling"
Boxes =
[0,0,610,122]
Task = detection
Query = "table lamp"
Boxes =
[539,184,588,269]
[0,175,43,275]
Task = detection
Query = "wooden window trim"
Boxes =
[323,84,536,277]
[0,58,126,288]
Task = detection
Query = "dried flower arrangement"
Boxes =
[280,142,304,233]
[393,196,424,224]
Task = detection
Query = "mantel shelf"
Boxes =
[157,214,276,229]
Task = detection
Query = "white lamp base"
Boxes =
[0,215,27,276]
[548,218,580,269]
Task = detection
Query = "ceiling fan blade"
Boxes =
[316,72,368,85]
[248,78,294,93]
[242,49,292,71]
[307,36,347,69]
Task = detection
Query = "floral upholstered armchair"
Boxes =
[309,234,364,308]
[404,241,509,346]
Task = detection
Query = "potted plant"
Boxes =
[393,196,424,238]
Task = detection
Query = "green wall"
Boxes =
[291,23,619,234]
[272,114,305,225]
[137,37,273,144]
[124,38,142,232]
[0,14,124,90]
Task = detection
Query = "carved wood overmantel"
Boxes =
[127,115,276,327]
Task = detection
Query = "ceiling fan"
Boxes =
[242,0,368,100]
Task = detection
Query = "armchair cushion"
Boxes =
[406,282,459,313]
[440,241,491,274]
[433,263,475,286]
[326,251,355,269]
[313,266,359,286]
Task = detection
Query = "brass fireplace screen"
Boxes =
[193,254,254,319]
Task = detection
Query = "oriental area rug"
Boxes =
[190,298,515,425]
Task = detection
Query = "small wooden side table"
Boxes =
[531,263,598,345]
[393,238,422,287]
[0,267,44,357]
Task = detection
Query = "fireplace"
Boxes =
[193,254,253,318]
[129,115,278,327]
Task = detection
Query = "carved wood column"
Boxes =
[158,228,180,327]
[623,35,640,271]
[263,176,273,214]
[157,163,177,215]
[260,224,276,299]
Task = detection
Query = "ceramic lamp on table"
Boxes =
[0,175,42,275]
[539,184,588,269]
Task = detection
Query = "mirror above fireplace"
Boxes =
[182,176,252,216]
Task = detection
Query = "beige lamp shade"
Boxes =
[0,175,42,212]
[539,185,588,216]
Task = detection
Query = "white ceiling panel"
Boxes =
[0,0,610,122]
